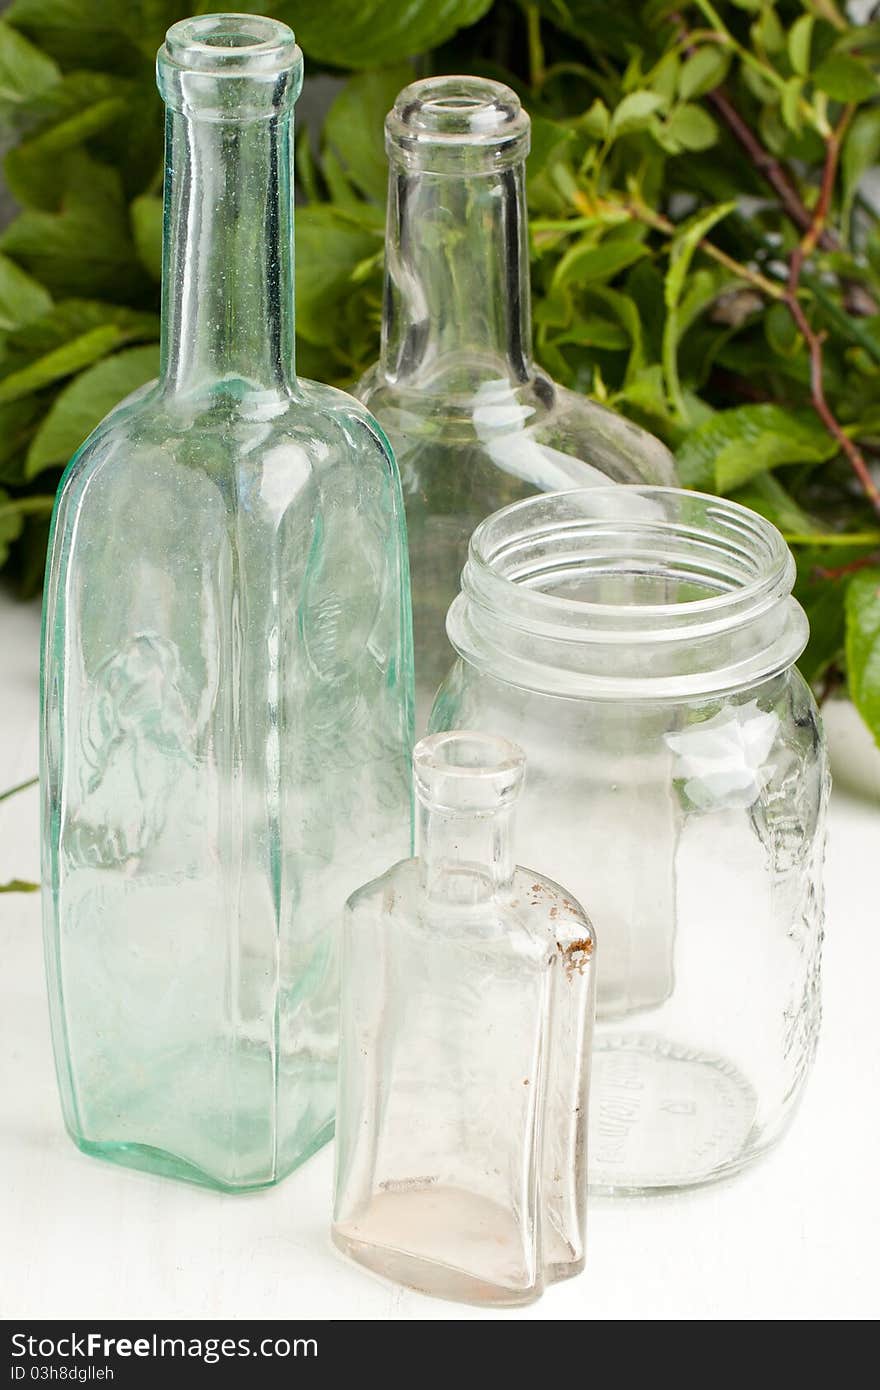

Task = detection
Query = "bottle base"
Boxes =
[332,1186,546,1306]
[589,1033,768,1194]
[71,1115,334,1194]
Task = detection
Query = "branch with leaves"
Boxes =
[0,0,878,747]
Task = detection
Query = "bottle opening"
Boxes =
[158,14,302,118]
[414,732,525,813]
[386,76,530,172]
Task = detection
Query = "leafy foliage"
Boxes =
[0,0,879,746]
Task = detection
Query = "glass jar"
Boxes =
[430,488,828,1193]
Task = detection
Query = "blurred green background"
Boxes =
[0,0,879,743]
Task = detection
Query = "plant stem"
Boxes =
[525,4,545,91]
[0,775,38,804]
[621,197,786,299]
[781,107,880,515]
[707,87,839,250]
[815,552,880,579]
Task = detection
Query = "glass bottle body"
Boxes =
[40,16,413,1191]
[333,734,595,1305]
[357,76,677,716]
[431,489,828,1193]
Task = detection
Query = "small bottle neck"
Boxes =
[380,160,532,392]
[413,732,525,906]
[159,105,296,399]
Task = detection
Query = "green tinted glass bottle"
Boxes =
[356,76,677,718]
[40,15,413,1192]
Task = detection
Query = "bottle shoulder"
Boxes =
[355,363,676,487]
[346,859,595,967]
[55,378,398,504]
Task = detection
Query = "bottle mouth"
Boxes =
[414,731,525,813]
[386,76,530,173]
[448,488,808,700]
[157,14,303,119]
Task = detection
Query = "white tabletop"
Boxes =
[1,590,878,1322]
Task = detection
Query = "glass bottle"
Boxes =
[333,731,596,1306]
[356,75,678,718]
[431,487,828,1193]
[39,15,413,1192]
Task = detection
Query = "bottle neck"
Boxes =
[417,796,517,904]
[159,107,296,399]
[380,162,532,393]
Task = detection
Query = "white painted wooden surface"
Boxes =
[1,591,878,1321]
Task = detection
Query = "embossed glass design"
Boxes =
[40,15,413,1192]
[356,75,678,719]
[333,732,596,1306]
[431,489,828,1193]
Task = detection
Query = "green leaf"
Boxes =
[4,94,127,209]
[0,486,25,565]
[0,251,52,331]
[846,569,880,745]
[752,6,785,53]
[4,0,178,72]
[781,77,803,135]
[131,195,163,281]
[0,879,40,893]
[812,53,879,102]
[528,116,576,178]
[270,0,494,70]
[788,14,814,77]
[0,325,122,403]
[677,47,730,100]
[295,205,379,348]
[0,399,43,478]
[664,103,719,151]
[580,98,611,139]
[610,91,667,137]
[553,237,649,289]
[764,299,800,356]
[0,302,158,405]
[842,107,880,234]
[0,156,146,302]
[675,404,839,491]
[323,65,411,205]
[733,472,822,539]
[0,18,58,123]
[25,343,159,476]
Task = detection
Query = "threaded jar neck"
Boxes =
[447,489,808,701]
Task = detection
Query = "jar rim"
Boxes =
[449,487,808,700]
[466,487,794,627]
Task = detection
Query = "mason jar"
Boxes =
[430,488,828,1193]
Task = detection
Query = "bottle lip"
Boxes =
[157,14,303,119]
[448,487,808,700]
[414,731,525,812]
[386,75,530,173]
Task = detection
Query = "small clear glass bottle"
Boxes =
[431,488,828,1193]
[39,16,413,1192]
[333,731,596,1306]
[357,75,677,717]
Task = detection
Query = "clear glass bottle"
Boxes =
[333,731,596,1306]
[356,75,678,718]
[39,15,413,1192]
[431,488,828,1193]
